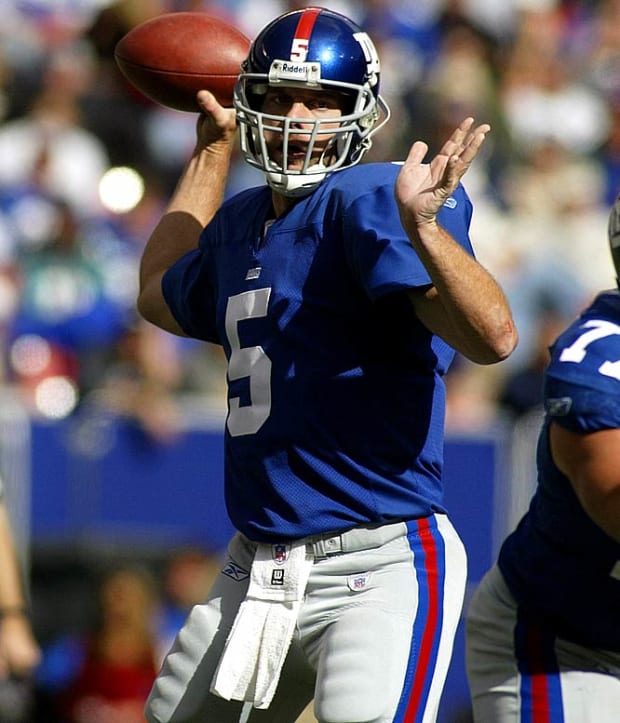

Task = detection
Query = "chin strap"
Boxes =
[264,162,329,198]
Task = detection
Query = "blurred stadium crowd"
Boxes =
[1,0,619,431]
[1,0,620,720]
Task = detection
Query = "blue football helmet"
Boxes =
[233,7,390,197]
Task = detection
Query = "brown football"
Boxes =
[114,12,251,112]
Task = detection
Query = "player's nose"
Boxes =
[287,100,314,123]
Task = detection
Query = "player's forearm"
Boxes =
[168,138,234,223]
[406,220,517,364]
[138,141,233,333]
[141,141,232,281]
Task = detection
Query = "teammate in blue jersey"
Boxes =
[466,198,620,722]
[138,7,517,723]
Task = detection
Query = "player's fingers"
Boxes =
[404,140,428,166]
[459,128,490,165]
[472,122,491,137]
[440,117,475,155]
[197,90,224,115]
[442,133,486,189]
[195,91,237,142]
[441,119,488,160]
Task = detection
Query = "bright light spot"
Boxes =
[99,166,145,213]
[34,376,79,419]
[10,335,51,377]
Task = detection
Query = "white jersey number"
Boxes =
[559,319,620,380]
[225,288,272,436]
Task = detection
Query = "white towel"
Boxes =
[210,540,313,709]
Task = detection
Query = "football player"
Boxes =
[466,197,620,722]
[139,7,517,723]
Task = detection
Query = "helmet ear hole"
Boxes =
[243,81,268,111]
[339,92,356,116]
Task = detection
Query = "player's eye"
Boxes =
[267,92,293,107]
[307,98,331,110]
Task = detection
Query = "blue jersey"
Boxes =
[162,162,475,542]
[499,290,620,651]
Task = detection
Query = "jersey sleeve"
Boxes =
[161,232,220,343]
[544,317,620,433]
[342,177,474,300]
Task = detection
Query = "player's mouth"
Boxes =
[273,140,331,169]
[282,141,308,156]
[273,141,310,167]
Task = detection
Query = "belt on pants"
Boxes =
[305,520,408,560]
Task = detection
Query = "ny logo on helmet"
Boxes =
[353,32,380,88]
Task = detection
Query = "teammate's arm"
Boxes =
[395,118,517,365]
[138,91,237,334]
[550,423,620,543]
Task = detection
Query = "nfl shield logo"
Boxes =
[272,544,288,564]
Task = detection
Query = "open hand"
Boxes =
[395,118,490,229]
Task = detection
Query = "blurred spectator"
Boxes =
[84,0,170,172]
[599,99,620,206]
[588,0,620,102]
[421,10,511,187]
[357,1,446,162]
[154,548,219,661]
[445,354,503,433]
[478,141,607,369]
[500,4,610,156]
[0,42,110,216]
[84,318,186,443]
[6,198,128,413]
[0,49,13,123]
[0,482,41,723]
[35,565,159,723]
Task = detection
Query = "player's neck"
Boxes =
[272,192,299,218]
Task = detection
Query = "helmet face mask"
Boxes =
[608,195,620,288]
[233,8,390,197]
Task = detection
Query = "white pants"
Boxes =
[146,515,467,723]
[466,564,620,723]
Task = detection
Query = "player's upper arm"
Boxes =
[549,422,620,543]
[137,271,188,337]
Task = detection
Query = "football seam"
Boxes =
[116,58,240,78]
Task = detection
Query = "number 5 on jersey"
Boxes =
[225,288,272,436]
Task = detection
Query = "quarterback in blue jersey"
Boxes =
[466,199,620,722]
[138,7,517,723]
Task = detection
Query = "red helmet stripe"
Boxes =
[290,7,321,59]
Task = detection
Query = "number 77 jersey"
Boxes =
[498,289,620,651]
[546,290,620,418]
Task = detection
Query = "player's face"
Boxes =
[261,86,345,170]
